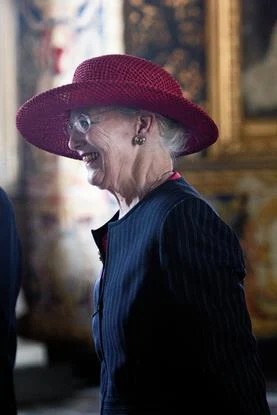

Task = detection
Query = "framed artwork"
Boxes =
[124,0,207,107]
[206,0,277,159]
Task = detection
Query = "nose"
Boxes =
[67,130,84,152]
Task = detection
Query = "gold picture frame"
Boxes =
[206,0,277,159]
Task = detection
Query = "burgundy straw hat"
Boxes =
[16,54,218,159]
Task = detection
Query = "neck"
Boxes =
[146,169,173,193]
[116,168,174,219]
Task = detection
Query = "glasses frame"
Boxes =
[66,108,125,138]
[66,113,94,138]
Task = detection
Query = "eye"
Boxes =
[80,119,90,130]
[77,114,91,133]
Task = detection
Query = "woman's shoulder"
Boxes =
[149,177,206,208]
[127,178,211,226]
[148,178,226,229]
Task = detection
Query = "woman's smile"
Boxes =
[82,152,99,165]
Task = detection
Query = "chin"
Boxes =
[87,172,105,189]
[87,172,96,186]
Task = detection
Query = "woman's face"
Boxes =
[67,107,137,191]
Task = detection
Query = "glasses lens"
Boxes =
[66,114,91,137]
[76,114,91,134]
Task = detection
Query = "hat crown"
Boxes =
[73,54,183,97]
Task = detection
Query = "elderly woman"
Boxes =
[16,54,270,414]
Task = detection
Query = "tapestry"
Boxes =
[17,0,118,343]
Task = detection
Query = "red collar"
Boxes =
[168,171,181,180]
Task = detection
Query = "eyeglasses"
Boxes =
[66,109,117,138]
[66,113,94,138]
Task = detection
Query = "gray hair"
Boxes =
[115,107,189,159]
[155,114,189,159]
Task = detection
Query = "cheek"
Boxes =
[87,125,114,149]
[87,123,133,162]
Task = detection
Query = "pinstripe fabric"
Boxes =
[91,178,270,415]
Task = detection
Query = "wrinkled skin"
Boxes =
[68,107,173,217]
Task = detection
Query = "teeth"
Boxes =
[83,152,98,163]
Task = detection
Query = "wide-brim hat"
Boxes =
[16,54,218,159]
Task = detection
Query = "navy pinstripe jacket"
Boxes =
[92,177,270,414]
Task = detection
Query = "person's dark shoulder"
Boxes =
[0,186,14,212]
[0,187,17,226]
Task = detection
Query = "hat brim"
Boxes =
[16,80,218,159]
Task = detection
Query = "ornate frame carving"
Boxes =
[206,0,277,159]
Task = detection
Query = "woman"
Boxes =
[16,54,270,414]
[0,187,22,414]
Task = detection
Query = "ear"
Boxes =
[136,113,154,136]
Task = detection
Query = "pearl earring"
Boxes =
[132,135,146,145]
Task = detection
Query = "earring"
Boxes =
[132,135,146,145]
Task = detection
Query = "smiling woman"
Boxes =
[67,105,189,201]
[16,53,270,415]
